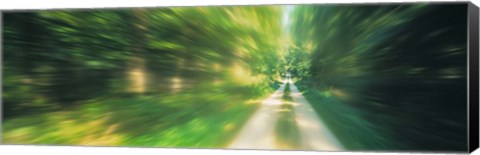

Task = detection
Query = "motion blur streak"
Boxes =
[2,3,468,151]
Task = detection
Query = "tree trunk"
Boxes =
[126,9,149,94]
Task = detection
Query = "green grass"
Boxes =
[295,82,395,150]
[3,82,277,148]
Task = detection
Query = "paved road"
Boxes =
[228,77,344,151]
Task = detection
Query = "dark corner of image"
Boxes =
[468,1,479,153]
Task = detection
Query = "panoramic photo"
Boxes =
[2,3,469,152]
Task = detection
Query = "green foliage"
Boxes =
[2,3,469,151]
[3,83,269,147]
[289,4,468,151]
[2,6,285,147]
[3,6,285,117]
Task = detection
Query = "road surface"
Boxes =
[228,77,344,151]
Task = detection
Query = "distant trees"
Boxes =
[3,6,285,118]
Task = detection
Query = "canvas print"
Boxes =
[1,3,471,152]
